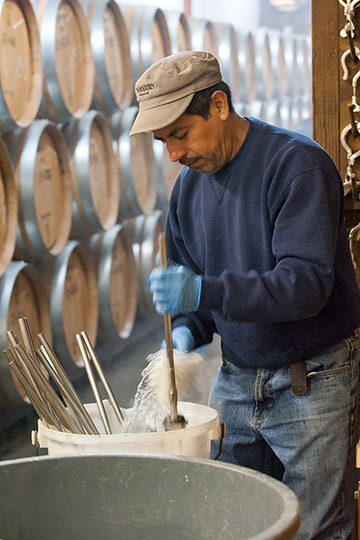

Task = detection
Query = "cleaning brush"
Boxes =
[147,233,205,430]
[145,348,204,405]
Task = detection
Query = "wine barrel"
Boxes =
[291,94,312,132]
[279,96,295,130]
[245,98,295,130]
[62,110,119,238]
[263,99,283,127]
[295,34,312,97]
[0,138,17,275]
[234,102,246,116]
[89,224,137,342]
[165,10,191,53]
[132,210,166,316]
[245,100,267,122]
[4,120,72,261]
[237,29,256,103]
[240,28,287,102]
[82,0,133,113]
[245,99,290,129]
[0,0,42,131]
[0,260,51,408]
[188,17,218,57]
[283,32,299,98]
[215,23,241,102]
[121,4,171,91]
[300,94,312,124]
[267,30,287,99]
[291,95,303,130]
[153,138,182,212]
[40,240,99,377]
[111,106,157,220]
[252,27,274,102]
[32,0,95,122]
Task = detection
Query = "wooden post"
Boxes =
[313,0,360,286]
[312,0,341,165]
[313,6,360,538]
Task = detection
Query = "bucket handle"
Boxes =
[212,423,226,461]
[31,430,40,456]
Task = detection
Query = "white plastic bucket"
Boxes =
[33,401,222,458]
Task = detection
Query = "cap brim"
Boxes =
[129,93,195,136]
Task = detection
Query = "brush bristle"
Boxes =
[146,349,204,404]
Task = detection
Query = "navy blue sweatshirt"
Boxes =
[166,117,360,369]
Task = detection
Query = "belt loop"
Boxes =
[290,360,308,395]
[349,332,360,349]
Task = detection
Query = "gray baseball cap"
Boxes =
[129,50,223,136]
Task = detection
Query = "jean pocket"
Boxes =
[220,357,233,374]
[306,341,351,379]
[307,363,351,379]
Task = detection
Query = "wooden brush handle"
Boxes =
[158,233,179,422]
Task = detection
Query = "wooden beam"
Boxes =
[312,0,341,167]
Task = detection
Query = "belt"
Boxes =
[289,333,359,396]
[290,360,307,396]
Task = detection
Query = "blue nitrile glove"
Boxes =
[148,264,202,315]
[161,325,195,353]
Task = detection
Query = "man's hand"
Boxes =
[161,325,195,353]
[148,263,202,315]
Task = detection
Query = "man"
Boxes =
[130,50,360,539]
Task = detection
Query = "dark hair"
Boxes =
[184,80,235,119]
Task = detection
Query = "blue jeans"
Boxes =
[209,336,360,540]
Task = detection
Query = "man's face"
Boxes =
[153,103,229,174]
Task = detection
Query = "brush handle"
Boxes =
[158,233,179,422]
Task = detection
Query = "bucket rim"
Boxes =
[0,452,301,540]
[37,401,220,444]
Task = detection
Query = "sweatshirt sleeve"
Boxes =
[171,310,217,349]
[165,183,217,346]
[199,167,344,323]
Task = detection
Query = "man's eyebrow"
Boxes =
[167,128,180,138]
[153,127,187,141]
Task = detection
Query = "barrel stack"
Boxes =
[0,0,312,408]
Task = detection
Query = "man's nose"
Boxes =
[166,140,186,162]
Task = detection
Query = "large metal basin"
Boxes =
[0,453,300,539]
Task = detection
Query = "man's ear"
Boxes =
[211,90,230,120]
